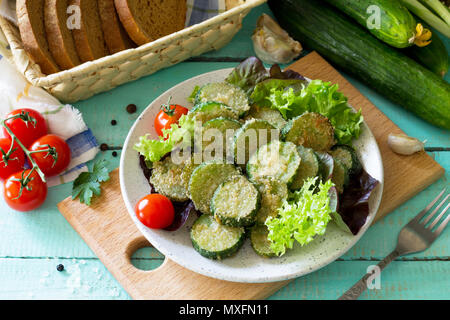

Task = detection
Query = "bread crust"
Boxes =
[69,0,109,62]
[98,0,135,54]
[114,0,150,45]
[17,0,60,75]
[45,0,81,70]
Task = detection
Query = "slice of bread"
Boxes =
[98,0,135,54]
[44,0,81,70]
[114,0,187,46]
[69,0,109,62]
[17,0,60,75]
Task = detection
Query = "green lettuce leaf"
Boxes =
[187,85,200,103]
[134,114,195,162]
[260,79,364,144]
[265,177,334,256]
[250,79,307,117]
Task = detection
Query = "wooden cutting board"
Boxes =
[57,52,445,300]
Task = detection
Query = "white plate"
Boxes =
[120,68,384,283]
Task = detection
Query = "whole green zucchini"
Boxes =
[322,0,418,48]
[405,24,449,77]
[268,0,450,129]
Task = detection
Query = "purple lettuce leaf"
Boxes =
[164,201,197,231]
[269,64,305,80]
[225,57,269,95]
[336,170,380,235]
[139,154,155,193]
[225,56,306,96]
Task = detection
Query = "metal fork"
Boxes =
[338,188,450,300]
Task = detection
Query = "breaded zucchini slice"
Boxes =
[282,112,336,151]
[150,156,198,202]
[202,117,242,161]
[244,105,287,130]
[330,144,362,176]
[191,215,245,260]
[189,101,238,124]
[211,175,260,227]
[195,82,250,117]
[331,158,349,194]
[233,119,278,168]
[253,176,288,225]
[247,140,301,185]
[290,146,320,190]
[250,224,277,258]
[188,161,240,215]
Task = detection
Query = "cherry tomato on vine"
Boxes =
[2,108,48,148]
[135,194,175,229]
[0,138,25,180]
[4,169,48,212]
[29,134,71,177]
[154,99,188,137]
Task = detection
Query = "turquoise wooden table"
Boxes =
[0,4,449,300]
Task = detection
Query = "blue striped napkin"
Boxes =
[186,0,226,26]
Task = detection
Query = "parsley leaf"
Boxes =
[72,160,110,205]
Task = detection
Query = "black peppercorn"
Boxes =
[111,119,117,126]
[126,104,137,114]
[100,143,109,151]
[56,264,64,272]
[112,151,118,157]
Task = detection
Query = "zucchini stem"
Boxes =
[419,0,450,26]
[400,0,450,37]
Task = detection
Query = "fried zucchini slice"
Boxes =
[188,161,240,214]
[189,102,238,124]
[244,105,287,130]
[211,175,260,227]
[282,112,336,151]
[202,117,242,161]
[330,144,362,176]
[290,146,320,190]
[150,156,198,202]
[253,176,288,225]
[250,224,277,258]
[195,82,250,117]
[233,119,278,168]
[191,215,245,260]
[247,140,301,185]
[331,158,349,194]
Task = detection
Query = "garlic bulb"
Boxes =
[387,133,425,155]
[252,14,302,65]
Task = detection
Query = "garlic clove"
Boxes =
[387,133,425,155]
[252,14,302,65]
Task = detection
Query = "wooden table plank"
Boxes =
[0,258,448,300]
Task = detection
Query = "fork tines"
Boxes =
[414,188,450,236]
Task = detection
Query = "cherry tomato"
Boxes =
[4,169,48,212]
[135,194,175,229]
[0,137,26,180]
[154,99,188,137]
[2,108,48,148]
[29,134,71,177]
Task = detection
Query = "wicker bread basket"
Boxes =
[0,0,266,103]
